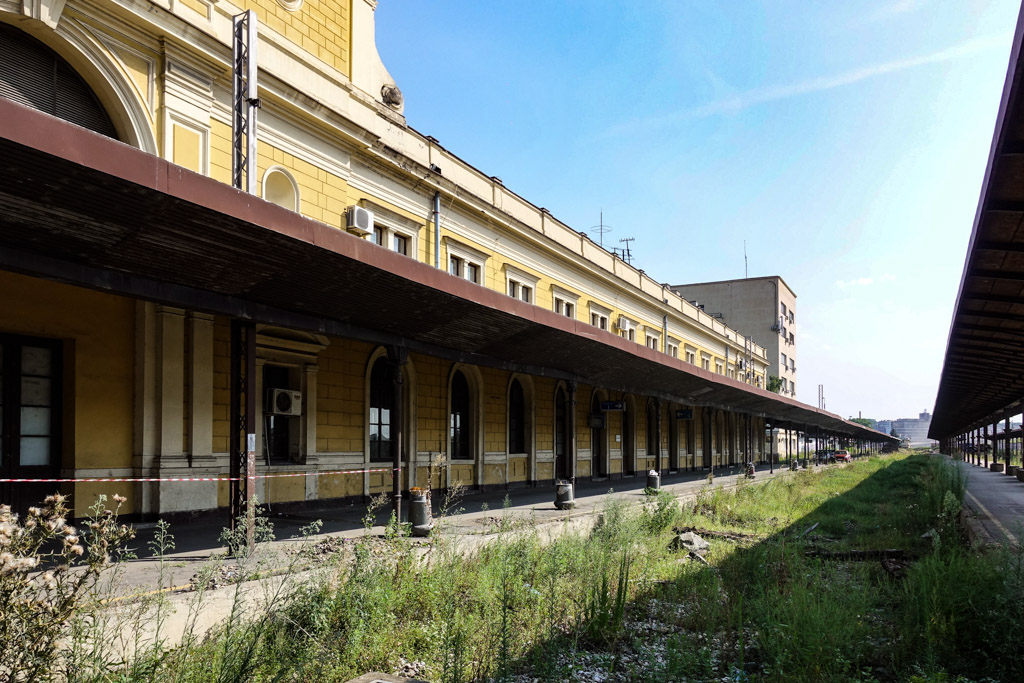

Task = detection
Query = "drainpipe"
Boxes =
[433,191,441,269]
[662,314,668,353]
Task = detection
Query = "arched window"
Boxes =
[262,168,299,211]
[0,23,119,139]
[450,370,471,460]
[508,378,525,454]
[368,358,393,462]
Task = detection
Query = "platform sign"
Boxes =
[676,409,694,420]
[600,400,626,411]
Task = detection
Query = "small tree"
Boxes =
[767,375,785,393]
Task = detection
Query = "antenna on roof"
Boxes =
[614,237,635,266]
[589,210,613,248]
[744,240,748,278]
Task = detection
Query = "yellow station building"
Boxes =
[0,0,890,519]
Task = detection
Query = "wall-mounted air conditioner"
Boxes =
[345,205,374,236]
[267,388,302,417]
[615,315,633,331]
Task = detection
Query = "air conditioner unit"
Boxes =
[267,388,302,417]
[615,315,632,331]
[345,205,374,236]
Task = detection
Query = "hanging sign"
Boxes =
[676,409,694,420]
[600,400,626,411]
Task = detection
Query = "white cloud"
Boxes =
[867,0,925,23]
[836,277,875,289]
[607,33,1009,135]
[686,34,1006,118]
[880,273,896,282]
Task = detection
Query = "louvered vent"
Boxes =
[0,23,118,140]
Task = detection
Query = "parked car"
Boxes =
[834,449,852,463]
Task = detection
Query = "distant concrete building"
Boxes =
[892,412,933,446]
[875,420,893,437]
[670,276,797,399]
[670,276,798,456]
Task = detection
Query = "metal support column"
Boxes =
[229,320,257,551]
[655,398,662,475]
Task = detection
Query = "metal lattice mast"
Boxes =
[232,10,260,193]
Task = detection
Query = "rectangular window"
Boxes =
[449,255,462,277]
[781,302,787,316]
[521,285,531,303]
[554,297,575,318]
[508,281,518,298]
[702,358,710,370]
[791,380,796,394]
[590,312,608,330]
[373,226,384,246]
[646,335,658,349]
[686,350,696,364]
[667,341,679,358]
[465,263,480,284]
[789,332,795,344]
[781,353,788,367]
[392,234,408,256]
[715,362,723,375]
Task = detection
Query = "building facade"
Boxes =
[0,0,889,520]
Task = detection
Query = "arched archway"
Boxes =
[447,364,484,488]
[0,19,156,152]
[506,373,535,486]
[363,347,416,493]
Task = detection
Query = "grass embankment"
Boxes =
[88,455,1024,681]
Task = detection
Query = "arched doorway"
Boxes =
[590,392,606,478]
[0,23,119,140]
[554,386,569,480]
[450,370,471,462]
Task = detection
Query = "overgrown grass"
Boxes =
[31,454,1024,682]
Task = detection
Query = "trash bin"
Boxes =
[409,487,433,537]
[554,479,575,510]
[646,470,660,491]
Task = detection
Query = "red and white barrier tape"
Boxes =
[0,466,398,484]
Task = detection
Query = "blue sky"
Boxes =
[376,0,1020,421]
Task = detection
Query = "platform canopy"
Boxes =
[0,97,893,444]
[931,6,1024,439]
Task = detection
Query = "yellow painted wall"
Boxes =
[482,367,509,454]
[320,469,366,499]
[172,123,201,172]
[0,271,135,517]
[508,456,527,482]
[264,472,304,503]
[212,318,231,454]
[239,0,351,76]
[413,353,445,454]
[537,461,553,480]
[316,338,371,453]
[534,377,555,452]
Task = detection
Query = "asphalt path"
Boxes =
[953,457,1024,546]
